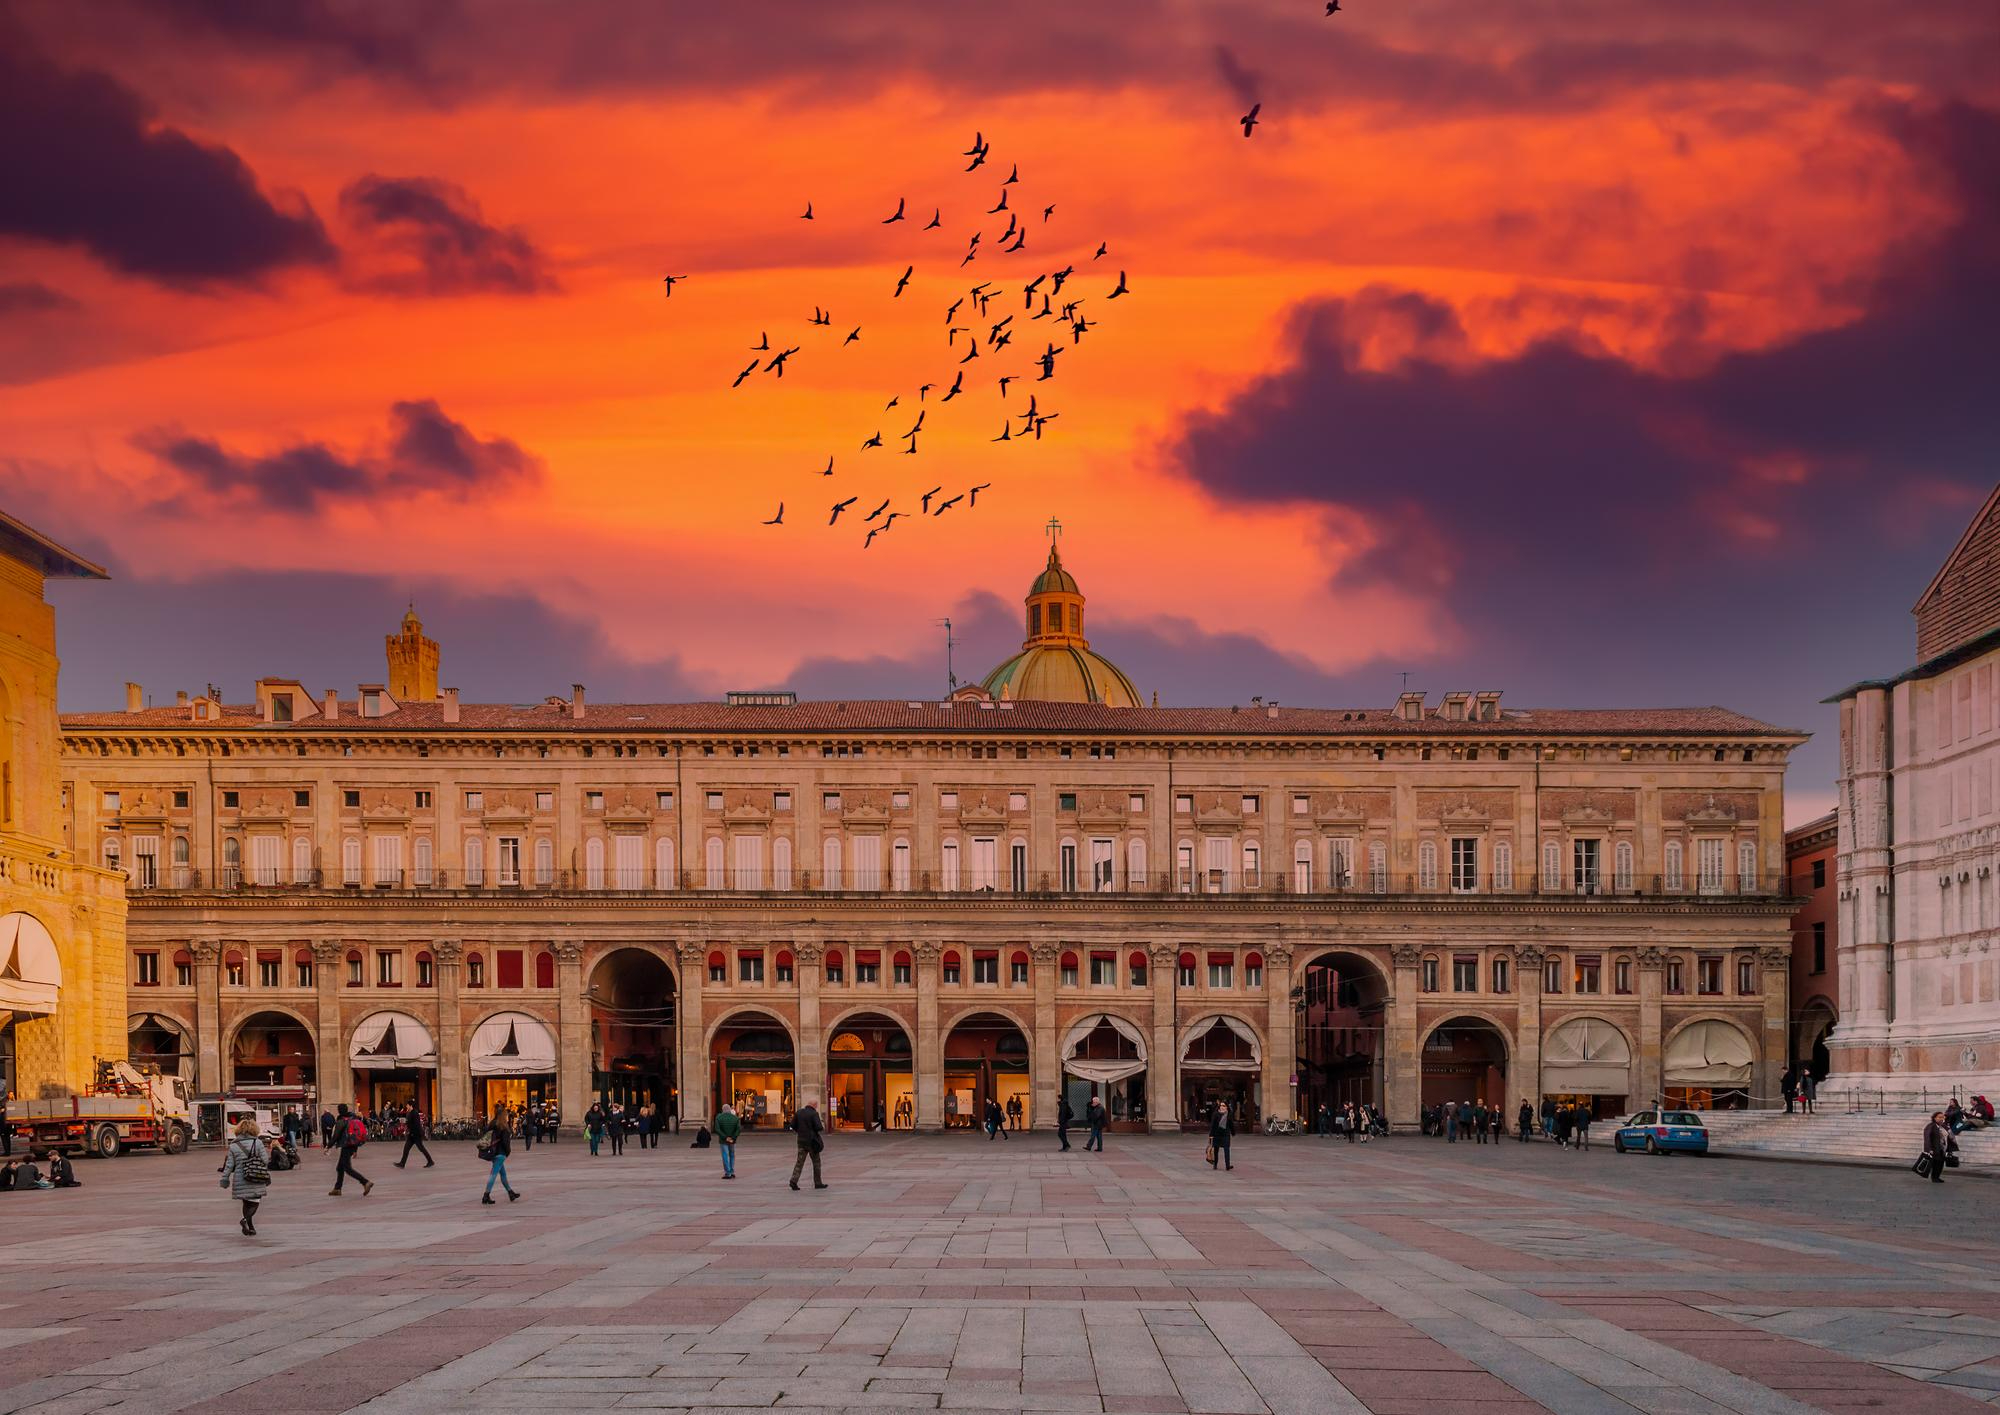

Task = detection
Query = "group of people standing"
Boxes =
[580,1100,673,1154]
[1309,1102,1386,1140]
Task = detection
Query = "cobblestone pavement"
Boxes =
[3,1131,1997,1414]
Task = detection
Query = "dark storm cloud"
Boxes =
[132,399,542,513]
[0,280,78,313]
[339,175,557,297]
[0,38,333,286]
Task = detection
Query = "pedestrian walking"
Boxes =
[715,1102,741,1178]
[319,1108,336,1149]
[479,1105,520,1205]
[585,1103,605,1156]
[328,1103,372,1197]
[1085,1094,1107,1152]
[219,1118,270,1236]
[1781,1066,1798,1114]
[1539,1096,1555,1139]
[607,1104,626,1155]
[1553,1104,1572,1148]
[790,1098,827,1190]
[1057,1094,1073,1151]
[985,1098,1009,1140]
[1800,1070,1818,1115]
[1517,1100,1533,1142]
[1207,1101,1234,1171]
[1445,1103,1459,1143]
[522,1106,538,1150]
[1922,1111,1957,1184]
[395,1104,434,1169]
[1473,1102,1489,1144]
[1574,1104,1592,1151]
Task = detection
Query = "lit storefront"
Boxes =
[349,1009,437,1114]
[1061,1012,1148,1130]
[1540,1016,1632,1119]
[470,1010,558,1117]
[827,1012,913,1129]
[1179,1014,1261,1129]
[713,1011,795,1128]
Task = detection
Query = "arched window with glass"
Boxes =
[1613,840,1634,892]
[584,837,604,890]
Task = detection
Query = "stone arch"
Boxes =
[1177,1011,1267,1058]
[1295,945,1392,995]
[1662,1013,1760,1110]
[1419,1010,1515,1055]
[1418,1011,1512,1114]
[222,1001,316,1054]
[823,1003,917,1044]
[585,941,681,992]
[1662,1011,1757,1054]
[942,1000,1034,1039]
[702,1006,799,1052]
[709,1007,798,1129]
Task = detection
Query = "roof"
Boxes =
[981,644,1143,709]
[1029,544,1079,596]
[1913,481,2000,615]
[0,509,109,580]
[61,698,1806,740]
[1784,811,1838,851]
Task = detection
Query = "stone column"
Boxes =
[1513,945,1545,1118]
[1149,944,1179,1132]
[193,940,224,1096]
[1757,946,1791,1108]
[556,941,589,1120]
[1263,945,1297,1127]
[914,942,943,1131]
[795,937,826,1108]
[674,941,707,1124]
[1387,943,1421,1127]
[1635,946,1666,1107]
[307,940,347,1107]
[1031,941,1061,1130]
[434,940,468,1117]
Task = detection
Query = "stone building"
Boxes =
[0,510,127,1100]
[1831,483,2000,1093]
[1784,812,1838,1079]
[61,543,1803,1130]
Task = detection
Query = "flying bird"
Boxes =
[941,371,965,401]
[959,248,978,268]
[801,201,814,220]
[924,207,942,230]
[732,360,759,388]
[811,306,831,326]
[1038,344,1062,380]
[998,212,1018,242]
[934,493,965,515]
[959,341,979,364]
[1003,231,1026,252]
[894,265,913,297]
[883,197,906,223]
[998,375,1016,397]
[864,497,891,522]
[763,503,784,525]
[1240,102,1261,138]
[965,149,987,172]
[993,422,1012,442]
[969,483,991,505]
[883,511,905,529]
[829,496,858,525]
[921,486,943,513]
[820,456,834,476]
[1071,317,1094,344]
[1043,204,1055,222]
[1326,0,1340,11]
[1052,265,1074,295]
[945,297,963,324]
[661,274,685,295]
[885,396,900,411]
[752,331,770,351]
[1031,413,1060,439]
[766,346,800,376]
[992,329,1013,351]
[902,441,919,455]
[949,325,968,343]
[919,382,934,400]
[964,131,986,156]
[1094,241,1108,259]
[864,526,882,548]
[906,410,926,436]
[1004,163,1019,185]
[989,191,1009,214]
[861,431,883,449]
[1108,270,1129,299]
[1018,393,1039,426]
[843,327,861,345]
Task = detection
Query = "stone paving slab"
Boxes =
[3,1133,1999,1413]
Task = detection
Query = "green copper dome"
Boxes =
[978,538,1143,708]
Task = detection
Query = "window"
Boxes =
[1698,957,1723,995]
[1811,858,1826,889]
[1130,952,1148,987]
[585,791,603,810]
[271,694,293,723]
[1613,840,1634,892]
[823,792,841,812]
[1491,957,1510,992]
[341,836,362,886]
[854,953,881,984]
[974,952,999,984]
[1574,955,1601,994]
[1293,794,1309,815]
[1209,955,1234,989]
[1245,953,1264,989]
[1008,840,1025,892]
[1573,839,1600,893]
[1060,841,1078,891]
[222,790,239,809]
[534,837,555,886]
[1131,794,1146,813]
[1544,956,1562,994]
[294,956,311,988]
[373,834,403,886]
[1417,840,1438,890]
[774,791,790,812]
[377,951,401,986]
[893,954,912,985]
[347,952,364,986]
[465,791,484,811]
[1614,958,1632,994]
[130,834,158,888]
[172,789,190,809]
[1812,922,1826,972]
[1177,951,1196,986]
[1090,953,1116,986]
[1242,841,1260,886]
[740,953,765,983]
[415,790,432,809]
[708,952,726,983]
[1090,838,1114,892]
[1450,837,1478,891]
[136,951,159,986]
[1177,842,1194,893]
[99,836,122,877]
[1738,840,1759,892]
[1667,957,1685,993]
[362,691,381,717]
[467,954,485,987]
[1242,795,1260,814]
[1421,957,1440,992]
[417,954,433,987]
[941,951,959,984]
[1697,837,1725,893]
[463,836,484,886]
[222,836,240,883]
[258,955,280,988]
[226,954,245,987]
[1541,840,1562,890]
[338,789,356,808]
[776,953,794,983]
[1368,841,1387,893]
[1452,955,1477,992]
[705,791,723,810]
[1009,792,1029,812]
[1737,957,1755,994]
[892,839,911,891]
[1664,840,1684,891]
[413,835,434,886]
[1329,837,1355,890]
[1493,840,1513,891]
[892,791,910,810]
[1061,952,1079,987]
[530,791,550,811]
[940,839,961,891]
[1176,794,1192,813]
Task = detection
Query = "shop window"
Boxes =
[1698,957,1723,995]
[136,951,159,986]
[1451,955,1477,992]
[1574,955,1601,994]
[1060,951,1079,987]
[1421,957,1440,993]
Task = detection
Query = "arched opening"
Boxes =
[229,1009,317,1104]
[711,1010,794,1128]
[1179,1015,1261,1131]
[129,1012,194,1076]
[944,1010,1031,1130]
[1540,1015,1633,1121]
[588,947,678,1119]
[1295,949,1387,1119]
[470,1010,559,1117]
[349,1009,437,1115]
[1061,1013,1148,1130]
[826,1011,913,1130]
[1421,1015,1508,1112]
[1795,999,1837,1081]
[1665,1018,1755,1111]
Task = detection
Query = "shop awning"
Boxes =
[0,912,60,1015]
[1542,1016,1633,1094]
[1665,1020,1754,1086]
[1061,1012,1148,1085]
[129,1012,195,1055]
[1181,1015,1261,1071]
[350,1011,437,1070]
[469,1011,558,1076]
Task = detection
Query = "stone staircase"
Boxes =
[1699,1107,2000,1172]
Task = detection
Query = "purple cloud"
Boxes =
[339,174,556,297]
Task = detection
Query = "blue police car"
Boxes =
[1612,1109,1709,1155]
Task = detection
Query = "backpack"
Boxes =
[343,1116,368,1147]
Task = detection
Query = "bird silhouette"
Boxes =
[732,360,759,388]
[934,493,965,515]
[752,331,770,351]
[998,212,1018,242]
[969,483,991,505]
[921,486,943,513]
[884,511,905,529]
[1240,103,1261,137]
[964,131,986,156]
[1031,413,1060,439]
[989,190,1009,215]
[1071,317,1094,344]
[1052,265,1074,295]
[959,341,979,364]
[885,396,900,411]
[919,383,934,400]
[883,197,906,223]
[811,307,831,326]
[998,375,1016,397]
[941,371,965,401]
[989,315,1014,341]
[766,346,800,376]
[992,330,1013,351]
[902,442,919,456]
[1326,0,1340,11]
[948,326,968,344]
[1023,274,1047,308]
[861,431,883,449]
[945,298,963,324]
[864,498,891,522]
[1043,204,1056,222]
[1038,344,1062,380]
[661,274,685,295]
[1005,163,1019,185]
[924,207,942,230]
[993,422,1012,442]
[844,327,861,345]
[1108,270,1129,299]
[965,149,987,172]
[1094,241,1108,259]
[959,247,978,268]
[829,496,858,524]
[906,410,926,437]
[1018,393,1039,426]
[801,201,814,220]
[764,502,785,525]
[864,526,882,548]
[894,265,913,297]
[820,456,834,476]
[1004,231,1026,252]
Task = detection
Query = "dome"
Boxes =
[978,536,1143,708]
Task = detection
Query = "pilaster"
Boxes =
[434,940,467,1117]
[194,939,223,1095]
[1635,945,1665,1105]
[556,940,587,1119]
[1263,945,1296,1126]
[1758,946,1790,1107]
[914,941,942,1130]
[1514,945,1546,1115]
[310,940,346,1106]
[1031,940,1060,1129]
[673,941,706,1123]
[1387,942,1420,1125]
[795,935,826,1107]
[1148,944,1178,1131]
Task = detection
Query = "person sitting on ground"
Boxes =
[0,1159,17,1191]
[13,1151,51,1189]
[48,1151,81,1188]
[690,1122,712,1148]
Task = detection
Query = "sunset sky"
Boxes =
[5,0,1997,822]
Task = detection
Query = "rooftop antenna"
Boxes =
[936,617,958,695]
[1400,671,1411,693]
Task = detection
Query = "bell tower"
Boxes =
[386,604,439,701]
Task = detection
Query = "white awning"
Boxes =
[1542,1016,1633,1094]
[1062,1012,1148,1085]
[1181,1015,1262,1072]
[0,912,60,1015]
[349,1011,437,1070]
[129,1013,194,1054]
[1665,1020,1754,1086]
[469,1011,558,1076]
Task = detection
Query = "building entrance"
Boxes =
[589,948,678,1121]
[943,1011,1031,1130]
[827,1013,913,1129]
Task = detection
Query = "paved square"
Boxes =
[2,1133,1996,1413]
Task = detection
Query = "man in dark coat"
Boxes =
[985,1098,1009,1140]
[319,1109,336,1149]
[395,1104,434,1168]
[1057,1095,1073,1151]
[1781,1066,1798,1114]
[790,1099,827,1190]
[1517,1100,1534,1142]
[1085,1094,1107,1152]
[1924,1111,1956,1183]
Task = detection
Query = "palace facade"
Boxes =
[61,544,1805,1130]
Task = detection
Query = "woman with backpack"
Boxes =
[220,1117,271,1236]
[480,1105,520,1205]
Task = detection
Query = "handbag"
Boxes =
[1913,1153,1934,1178]
[1204,1142,1216,1164]
[476,1141,495,1161]
[238,1140,270,1186]
[1945,1151,1961,1168]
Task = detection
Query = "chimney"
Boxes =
[125,682,143,713]
[323,689,339,720]
[443,687,460,724]
[570,683,585,720]
[175,690,189,707]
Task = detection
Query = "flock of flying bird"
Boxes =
[661,2,1344,549]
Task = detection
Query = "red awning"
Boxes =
[826,950,843,968]
[1245,952,1264,970]
[224,950,244,967]
[943,950,960,966]
[256,949,280,963]
[1178,951,1196,969]
[1129,951,1147,968]
[1011,950,1028,966]
[707,950,725,968]
[1060,950,1078,968]
[1091,950,1114,962]
[174,948,192,966]
[856,949,880,965]
[776,949,794,966]
[1208,952,1234,967]
[893,950,911,967]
